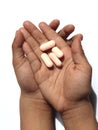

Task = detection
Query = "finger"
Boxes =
[23,21,48,44]
[23,42,41,73]
[20,28,42,58]
[49,19,60,31]
[71,33,83,42]
[12,30,25,66]
[49,21,75,47]
[58,24,75,40]
[39,22,68,49]
[72,34,83,54]
[67,33,83,47]
[12,30,24,55]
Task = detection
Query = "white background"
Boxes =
[0,0,98,130]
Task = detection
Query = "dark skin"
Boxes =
[12,19,76,130]
[12,19,75,101]
[22,20,97,130]
[12,19,98,130]
[21,21,90,111]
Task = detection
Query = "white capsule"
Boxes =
[41,53,53,68]
[52,47,64,58]
[40,40,55,51]
[49,52,62,67]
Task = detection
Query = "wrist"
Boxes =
[20,89,54,110]
[20,92,55,130]
[61,100,97,130]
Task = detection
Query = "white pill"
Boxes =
[52,47,64,58]
[41,53,53,68]
[49,52,62,67]
[40,40,55,51]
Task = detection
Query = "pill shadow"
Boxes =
[56,87,97,125]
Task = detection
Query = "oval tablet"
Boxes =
[40,40,55,51]
[52,47,64,58]
[49,52,62,67]
[41,53,53,68]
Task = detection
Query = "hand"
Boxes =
[12,20,76,130]
[21,21,92,112]
[12,19,75,130]
[12,19,74,99]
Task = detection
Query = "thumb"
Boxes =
[71,34,88,64]
[12,30,25,67]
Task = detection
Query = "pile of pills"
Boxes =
[40,40,64,68]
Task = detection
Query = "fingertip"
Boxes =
[72,33,84,54]
[19,27,28,39]
[19,27,24,34]
[67,24,75,30]
[12,29,24,49]
[63,24,75,33]
[39,22,46,28]
[78,34,83,41]
[12,30,19,48]
[72,33,83,41]
[14,30,19,37]
[76,34,83,41]
[53,19,60,22]
[51,19,60,25]
[15,29,22,38]
[49,19,60,30]
[23,20,31,27]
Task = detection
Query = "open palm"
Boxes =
[21,21,92,112]
[12,31,39,94]
[12,20,74,100]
